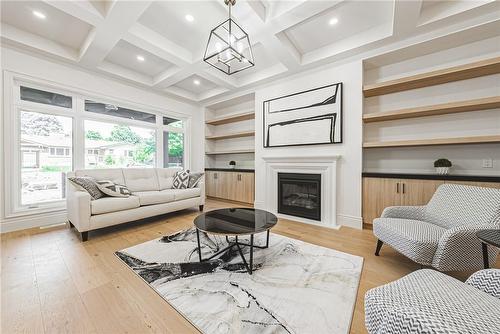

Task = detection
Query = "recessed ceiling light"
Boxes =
[185,14,194,22]
[329,17,339,26]
[136,55,145,62]
[33,10,46,19]
[193,79,200,85]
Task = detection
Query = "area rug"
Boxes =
[116,228,363,334]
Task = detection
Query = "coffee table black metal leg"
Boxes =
[250,234,254,275]
[482,242,489,269]
[196,228,202,262]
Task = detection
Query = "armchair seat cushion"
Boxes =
[91,196,140,215]
[374,218,446,265]
[365,269,500,334]
[132,190,176,206]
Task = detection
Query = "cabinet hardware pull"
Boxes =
[214,173,217,179]
[396,182,400,193]
[402,183,405,194]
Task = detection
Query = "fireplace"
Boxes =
[278,173,321,221]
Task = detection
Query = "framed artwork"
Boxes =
[263,82,342,147]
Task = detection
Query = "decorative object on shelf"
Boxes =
[263,83,343,147]
[203,0,254,75]
[229,160,236,169]
[434,158,452,175]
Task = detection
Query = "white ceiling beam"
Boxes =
[125,24,192,66]
[392,0,423,36]
[78,1,152,67]
[261,34,301,70]
[197,67,238,89]
[153,68,195,89]
[246,0,267,22]
[42,0,103,26]
[98,61,153,86]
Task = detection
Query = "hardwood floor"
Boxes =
[2,199,498,334]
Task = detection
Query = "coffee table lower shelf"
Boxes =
[195,229,270,275]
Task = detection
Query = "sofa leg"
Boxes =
[80,231,89,242]
[375,239,383,256]
[199,205,204,212]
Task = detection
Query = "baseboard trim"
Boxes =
[337,214,363,230]
[0,210,68,233]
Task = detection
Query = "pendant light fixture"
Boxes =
[203,0,255,75]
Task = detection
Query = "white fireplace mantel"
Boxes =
[261,155,340,229]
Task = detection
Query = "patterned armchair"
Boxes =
[373,184,500,271]
[364,269,500,334]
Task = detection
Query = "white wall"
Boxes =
[254,60,364,228]
[0,46,205,231]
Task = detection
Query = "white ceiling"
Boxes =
[1,0,498,104]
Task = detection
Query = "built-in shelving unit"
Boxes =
[205,110,255,125]
[363,56,500,97]
[363,96,500,123]
[205,130,255,140]
[205,93,256,170]
[363,135,500,148]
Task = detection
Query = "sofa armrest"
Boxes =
[66,182,91,232]
[433,225,499,271]
[381,206,426,220]
[196,179,205,205]
[466,269,500,298]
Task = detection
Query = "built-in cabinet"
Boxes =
[205,171,255,204]
[362,176,500,225]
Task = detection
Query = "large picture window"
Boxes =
[20,111,73,205]
[84,120,156,168]
[7,78,189,216]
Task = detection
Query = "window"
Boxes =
[84,120,156,169]
[163,116,183,128]
[163,131,184,167]
[20,111,72,206]
[20,86,72,108]
[85,100,156,124]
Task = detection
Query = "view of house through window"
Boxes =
[20,111,73,205]
[84,120,156,169]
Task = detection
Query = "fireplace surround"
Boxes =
[278,173,321,221]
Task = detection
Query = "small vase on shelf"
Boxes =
[229,161,236,169]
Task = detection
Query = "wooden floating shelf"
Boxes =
[363,96,500,123]
[363,56,500,97]
[363,135,500,148]
[205,149,255,155]
[205,111,255,125]
[205,131,255,140]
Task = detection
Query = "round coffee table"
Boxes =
[194,208,277,274]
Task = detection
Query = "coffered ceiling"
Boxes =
[1,0,498,104]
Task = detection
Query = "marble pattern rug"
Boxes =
[116,228,363,334]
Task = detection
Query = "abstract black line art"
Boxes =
[263,82,343,147]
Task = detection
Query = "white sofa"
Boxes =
[66,168,205,241]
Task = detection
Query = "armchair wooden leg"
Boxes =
[375,239,383,256]
[80,232,89,242]
[68,221,74,228]
[199,205,204,212]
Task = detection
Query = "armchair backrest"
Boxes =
[425,184,500,229]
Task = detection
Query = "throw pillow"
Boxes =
[188,172,204,188]
[95,180,131,198]
[172,170,190,189]
[68,177,104,200]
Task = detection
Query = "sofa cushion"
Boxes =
[75,168,125,185]
[68,176,105,200]
[156,168,182,190]
[172,170,190,189]
[373,218,446,265]
[123,168,160,192]
[171,188,201,201]
[95,180,130,198]
[133,190,176,206]
[91,196,140,215]
[188,172,204,188]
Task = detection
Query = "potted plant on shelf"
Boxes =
[434,158,452,175]
[229,161,236,169]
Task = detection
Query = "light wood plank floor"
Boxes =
[2,199,498,334]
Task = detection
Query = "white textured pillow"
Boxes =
[172,170,190,189]
[95,180,131,198]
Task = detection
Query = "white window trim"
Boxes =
[3,71,192,219]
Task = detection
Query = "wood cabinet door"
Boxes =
[401,179,444,206]
[445,180,500,189]
[215,172,232,199]
[362,177,402,225]
[205,171,218,197]
[234,173,255,204]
